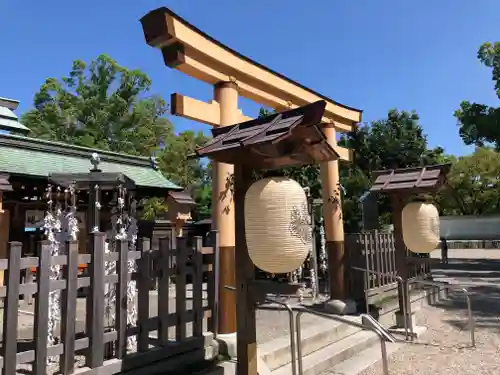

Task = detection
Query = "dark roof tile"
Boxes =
[371,164,451,193]
[195,101,338,168]
[168,190,195,205]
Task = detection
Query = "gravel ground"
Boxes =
[359,255,500,375]
[359,303,500,375]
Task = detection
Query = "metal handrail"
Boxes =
[225,286,299,375]
[294,306,390,375]
[361,313,397,343]
[260,299,298,375]
[409,278,475,347]
[226,285,390,375]
[351,266,411,340]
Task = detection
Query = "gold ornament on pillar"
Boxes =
[401,201,440,253]
[244,177,312,274]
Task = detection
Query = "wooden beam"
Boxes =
[239,111,253,122]
[171,93,253,126]
[141,8,362,128]
[171,94,220,126]
[333,145,353,162]
[168,52,353,132]
[170,93,353,162]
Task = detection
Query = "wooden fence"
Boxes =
[0,230,217,375]
[347,231,431,301]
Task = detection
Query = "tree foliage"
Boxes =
[439,147,500,216]
[455,42,500,149]
[252,108,446,231]
[22,54,170,156]
[22,55,210,219]
[158,130,210,187]
[339,109,447,230]
[340,109,445,172]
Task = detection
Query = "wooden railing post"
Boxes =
[2,242,22,375]
[60,240,79,374]
[192,236,204,337]
[34,241,51,375]
[207,230,219,334]
[85,232,105,368]
[137,237,151,352]
[175,237,187,341]
[115,239,129,359]
[374,230,381,287]
[158,235,171,345]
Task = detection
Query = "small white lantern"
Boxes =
[402,201,440,253]
[245,177,312,274]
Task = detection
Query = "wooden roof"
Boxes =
[195,101,339,169]
[168,190,195,205]
[370,164,451,193]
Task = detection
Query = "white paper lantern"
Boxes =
[245,177,312,274]
[402,202,440,253]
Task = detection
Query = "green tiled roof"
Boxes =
[0,133,182,190]
[0,106,30,134]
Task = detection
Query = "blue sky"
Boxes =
[1,0,499,156]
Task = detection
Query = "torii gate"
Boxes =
[140,7,362,339]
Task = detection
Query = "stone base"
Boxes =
[388,325,425,339]
[324,299,357,315]
[426,284,449,304]
[216,332,237,359]
[395,309,416,329]
[203,332,219,360]
[388,325,427,340]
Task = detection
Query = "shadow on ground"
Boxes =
[428,257,500,333]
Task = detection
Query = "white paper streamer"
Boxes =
[103,189,138,352]
[319,218,327,272]
[45,185,79,363]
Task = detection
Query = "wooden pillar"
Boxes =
[319,125,346,300]
[212,81,238,334]
[234,164,257,375]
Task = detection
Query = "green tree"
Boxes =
[341,109,444,172]
[158,131,212,221]
[158,130,210,187]
[455,42,500,149]
[339,109,447,230]
[439,147,500,216]
[22,54,170,156]
[22,54,211,219]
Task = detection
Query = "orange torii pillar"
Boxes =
[320,125,356,314]
[212,81,238,350]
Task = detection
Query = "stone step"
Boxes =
[324,326,427,375]
[272,330,380,375]
[259,317,362,371]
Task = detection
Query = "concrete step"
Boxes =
[325,326,427,375]
[259,318,361,371]
[272,330,380,375]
